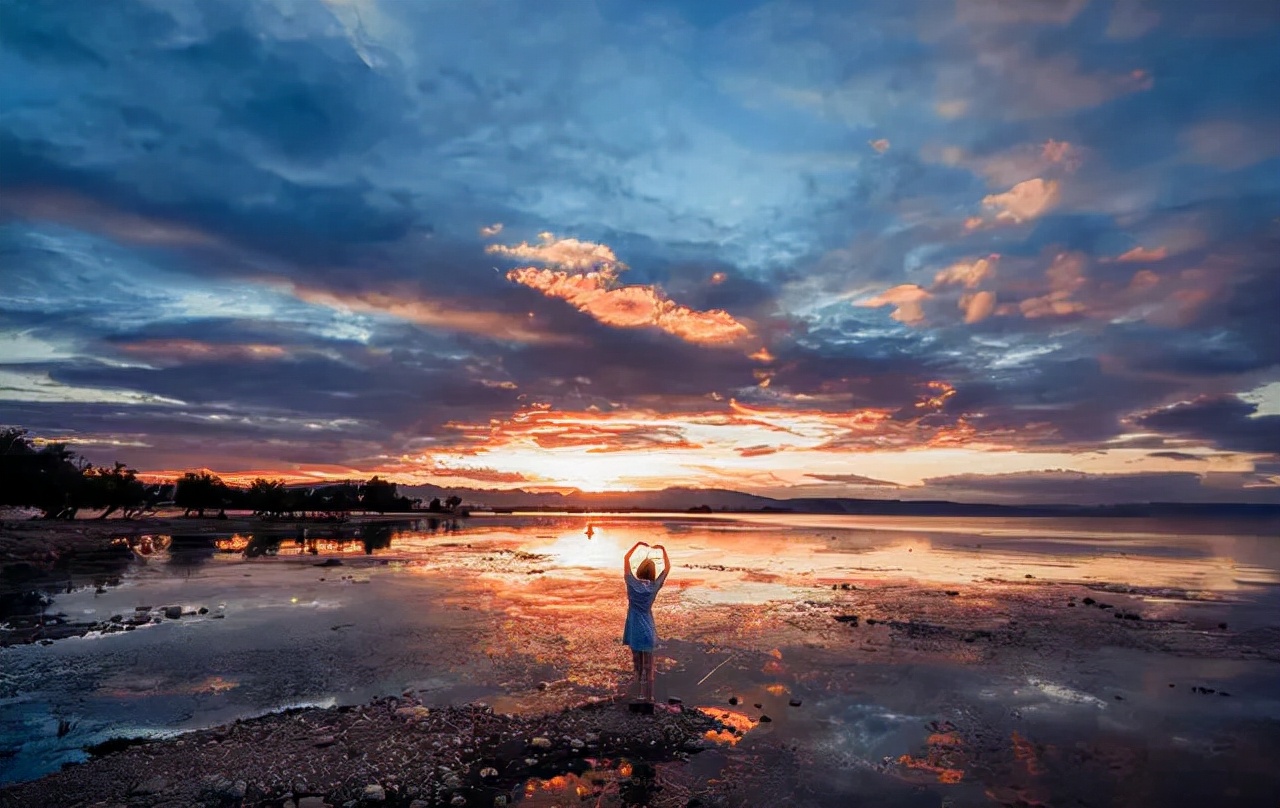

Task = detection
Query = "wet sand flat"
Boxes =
[2,513,1279,806]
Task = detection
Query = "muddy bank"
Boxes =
[0,696,727,808]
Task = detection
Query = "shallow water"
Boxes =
[3,513,1280,805]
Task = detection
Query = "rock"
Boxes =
[537,681,549,690]
[361,783,385,802]
[1024,574,1034,579]
[585,732,600,742]
[666,697,682,705]
[451,796,466,807]
[298,800,327,808]
[135,605,151,611]
[788,698,802,707]
[1218,622,1228,630]
[480,766,498,778]
[759,715,772,722]
[132,776,169,795]
[944,591,959,597]
[409,801,429,808]
[313,734,337,747]
[524,758,538,766]
[1123,613,1140,621]
[1082,597,1096,605]
[316,558,343,567]
[110,614,123,623]
[494,797,508,807]
[283,801,297,808]
[753,703,762,709]
[163,606,182,619]
[834,615,859,625]
[198,607,209,615]
[728,696,739,705]
[530,737,552,749]
[569,739,584,750]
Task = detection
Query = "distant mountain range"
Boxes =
[400,484,1280,519]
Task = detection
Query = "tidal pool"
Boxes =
[2,513,1279,805]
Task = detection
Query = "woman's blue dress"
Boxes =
[622,572,662,652]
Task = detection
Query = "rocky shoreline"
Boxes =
[0,695,728,808]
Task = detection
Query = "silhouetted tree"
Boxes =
[360,476,399,514]
[247,478,290,518]
[0,428,88,519]
[174,471,228,517]
[83,462,148,519]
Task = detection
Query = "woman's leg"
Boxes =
[631,650,644,697]
[640,651,655,702]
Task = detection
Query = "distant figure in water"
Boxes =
[585,523,595,538]
[622,541,670,705]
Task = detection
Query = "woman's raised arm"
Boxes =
[655,544,671,585]
[624,541,648,577]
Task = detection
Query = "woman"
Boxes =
[622,541,669,704]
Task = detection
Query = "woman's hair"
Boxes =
[635,558,657,581]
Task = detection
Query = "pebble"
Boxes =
[451,795,466,806]
[313,734,337,747]
[361,783,385,802]
[163,606,182,620]
[480,766,499,778]
[298,798,327,808]
[409,801,429,808]
[1083,597,1096,605]
[570,738,584,749]
[728,696,739,705]
[530,737,552,749]
[759,715,773,723]
[788,699,802,707]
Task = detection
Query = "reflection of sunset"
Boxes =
[539,529,627,569]
[696,706,759,745]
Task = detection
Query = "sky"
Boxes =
[1,0,1279,504]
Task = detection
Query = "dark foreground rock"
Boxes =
[0,696,724,808]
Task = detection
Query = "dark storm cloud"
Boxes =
[1136,396,1280,455]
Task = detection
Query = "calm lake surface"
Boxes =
[3,513,1280,805]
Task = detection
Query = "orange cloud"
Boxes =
[857,284,931,325]
[480,223,504,237]
[1115,246,1168,262]
[507,267,750,344]
[117,340,287,364]
[869,138,891,153]
[981,178,1060,225]
[960,290,997,324]
[493,234,750,345]
[934,256,997,288]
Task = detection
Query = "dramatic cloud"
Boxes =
[0,0,1277,501]
[1136,396,1280,455]
[495,235,751,345]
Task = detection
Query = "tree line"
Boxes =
[0,428,461,520]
